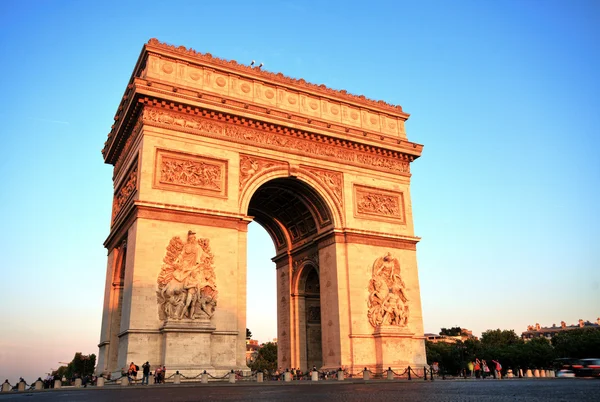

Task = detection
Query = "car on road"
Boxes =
[572,358,600,378]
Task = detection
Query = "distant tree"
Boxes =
[425,341,463,375]
[248,342,277,372]
[65,353,96,379]
[439,327,462,336]
[246,328,252,340]
[520,337,555,369]
[552,328,600,358]
[480,329,521,347]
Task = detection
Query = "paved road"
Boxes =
[0,379,598,401]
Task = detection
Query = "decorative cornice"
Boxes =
[145,38,406,115]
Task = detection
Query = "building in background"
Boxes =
[521,318,600,341]
[425,328,478,344]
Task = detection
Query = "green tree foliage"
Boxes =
[439,327,462,336]
[248,342,277,372]
[552,328,600,358]
[426,341,464,374]
[425,327,572,374]
[64,353,96,379]
[246,328,252,339]
[480,329,520,347]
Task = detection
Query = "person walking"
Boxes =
[142,362,150,385]
[127,362,137,384]
[482,360,489,379]
[474,359,481,379]
[492,360,502,379]
[467,361,474,377]
[154,366,162,384]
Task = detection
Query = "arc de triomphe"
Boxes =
[96,39,426,377]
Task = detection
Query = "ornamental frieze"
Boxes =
[154,149,227,197]
[354,185,405,222]
[111,162,138,225]
[143,107,410,175]
[156,230,218,321]
[367,253,409,328]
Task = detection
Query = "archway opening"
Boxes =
[246,177,334,371]
[246,221,276,345]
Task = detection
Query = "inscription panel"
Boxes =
[353,184,405,223]
[154,148,227,197]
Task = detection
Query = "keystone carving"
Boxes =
[367,253,409,328]
[156,230,218,321]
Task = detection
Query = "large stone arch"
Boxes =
[96,39,427,378]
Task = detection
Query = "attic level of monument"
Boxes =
[103,39,422,165]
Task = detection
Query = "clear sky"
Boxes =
[0,0,598,384]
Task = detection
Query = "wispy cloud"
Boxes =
[28,117,70,125]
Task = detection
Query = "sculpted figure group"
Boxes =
[156,230,218,321]
[368,252,409,328]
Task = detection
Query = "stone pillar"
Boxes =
[519,369,523,378]
[540,370,546,378]
[256,372,263,383]
[54,380,61,389]
[174,373,181,384]
[1,382,11,392]
[74,378,82,388]
[337,370,344,381]
[201,373,208,384]
[387,368,394,380]
[533,369,539,377]
[34,380,43,390]
[311,371,318,381]
[228,371,236,384]
[17,382,25,392]
[363,369,370,381]
[97,377,105,387]
[507,369,513,378]
[283,372,291,382]
[121,377,129,386]
[525,369,532,377]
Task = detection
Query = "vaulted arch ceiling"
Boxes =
[248,178,333,251]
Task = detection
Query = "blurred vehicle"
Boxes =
[572,358,600,378]
[556,369,575,378]
[554,358,579,370]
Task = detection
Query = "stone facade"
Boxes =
[97,39,426,377]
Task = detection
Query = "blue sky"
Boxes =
[0,0,598,383]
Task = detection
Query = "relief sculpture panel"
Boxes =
[111,161,138,225]
[354,185,405,223]
[367,253,409,328]
[156,230,218,321]
[154,149,227,197]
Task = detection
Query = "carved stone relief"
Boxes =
[143,107,410,175]
[156,230,218,321]
[354,185,405,222]
[292,252,319,276]
[239,155,283,191]
[111,162,138,225]
[154,149,227,197]
[367,253,409,328]
[302,166,343,208]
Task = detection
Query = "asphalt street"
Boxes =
[0,378,598,402]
